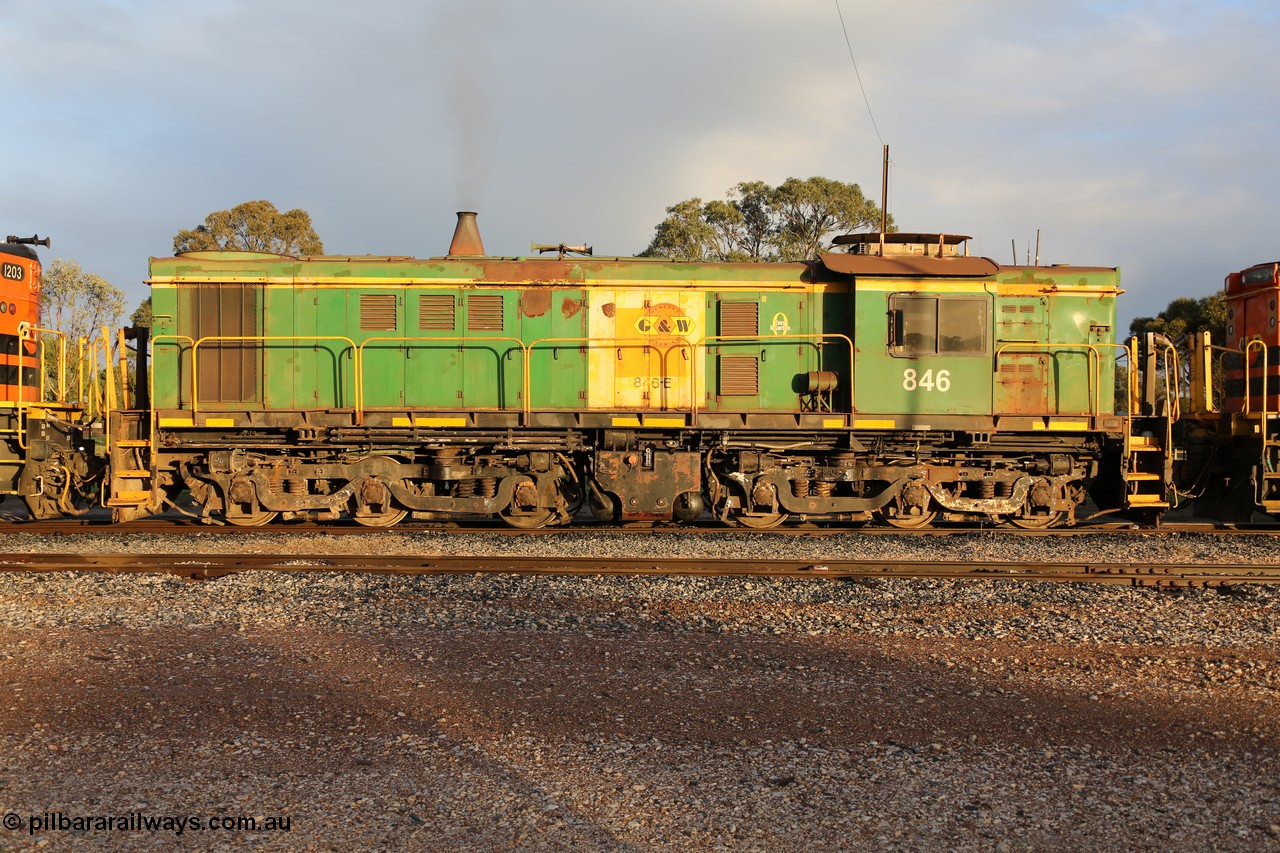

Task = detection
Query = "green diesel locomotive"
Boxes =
[103,212,1170,528]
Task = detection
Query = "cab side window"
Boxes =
[890,294,988,356]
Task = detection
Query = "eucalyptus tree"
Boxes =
[173,199,324,256]
[641,177,889,263]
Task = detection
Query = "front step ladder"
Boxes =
[106,426,156,521]
[1123,334,1176,512]
[1123,428,1170,510]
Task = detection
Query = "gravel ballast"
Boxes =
[0,530,1277,851]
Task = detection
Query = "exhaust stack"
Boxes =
[447,211,485,257]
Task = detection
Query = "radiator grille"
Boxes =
[719,355,759,396]
[719,302,759,337]
[359,294,398,331]
[418,294,456,330]
[467,295,504,331]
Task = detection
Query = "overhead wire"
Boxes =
[834,0,885,147]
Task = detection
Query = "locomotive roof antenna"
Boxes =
[879,144,888,257]
[1035,228,1041,266]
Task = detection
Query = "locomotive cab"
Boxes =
[0,238,42,402]
[1222,261,1280,413]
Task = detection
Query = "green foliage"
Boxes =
[642,198,720,262]
[40,259,126,340]
[130,298,152,328]
[1128,294,1226,344]
[38,259,126,402]
[1129,293,1228,409]
[771,177,884,261]
[174,200,324,256]
[641,177,890,262]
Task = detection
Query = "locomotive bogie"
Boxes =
[704,431,1095,528]
[162,433,582,528]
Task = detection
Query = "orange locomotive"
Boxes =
[0,234,99,518]
[1180,260,1280,520]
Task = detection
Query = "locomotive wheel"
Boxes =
[1009,510,1063,529]
[22,492,62,521]
[352,506,408,528]
[350,477,409,528]
[729,511,787,529]
[500,507,557,529]
[19,460,81,520]
[224,508,279,527]
[881,509,937,529]
[880,480,936,528]
[499,475,557,529]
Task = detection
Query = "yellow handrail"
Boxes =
[1242,339,1268,419]
[187,335,359,419]
[85,332,115,424]
[357,336,525,418]
[117,328,130,411]
[1200,338,1276,415]
[1162,342,1181,423]
[1091,341,1132,417]
[100,327,117,453]
[15,323,69,405]
[692,333,854,418]
[995,342,1115,417]
[525,336,702,417]
[148,335,195,415]
[77,336,86,409]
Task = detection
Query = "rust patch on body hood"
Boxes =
[521,288,551,317]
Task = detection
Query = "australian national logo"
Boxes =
[633,303,695,345]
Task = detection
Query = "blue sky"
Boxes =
[5,0,1279,330]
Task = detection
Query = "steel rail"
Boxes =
[0,553,1276,586]
[1,517,1279,536]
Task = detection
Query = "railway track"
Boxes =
[0,552,1277,587]
[12,489,1257,538]
[1,516,1277,536]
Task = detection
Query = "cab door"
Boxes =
[994,297,1049,415]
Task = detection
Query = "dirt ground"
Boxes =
[2,603,1278,851]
